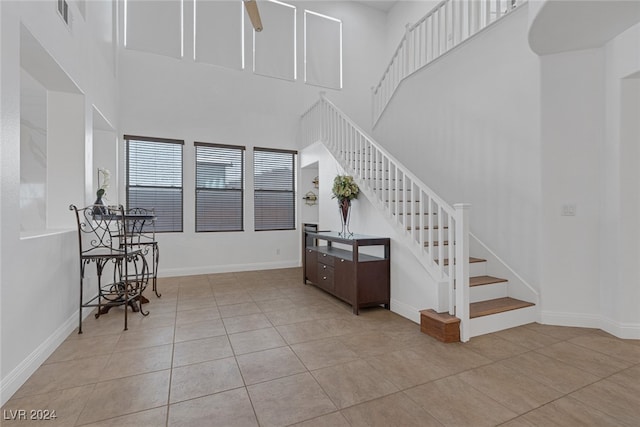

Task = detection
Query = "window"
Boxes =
[125,135,184,232]
[254,147,297,231]
[304,10,342,89]
[195,142,245,232]
[253,0,296,81]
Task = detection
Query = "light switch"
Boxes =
[561,204,576,216]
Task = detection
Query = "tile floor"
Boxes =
[3,267,640,426]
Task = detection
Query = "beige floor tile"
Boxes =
[79,407,168,427]
[462,333,530,361]
[172,335,233,367]
[409,340,492,374]
[167,387,258,427]
[213,291,253,306]
[365,348,450,389]
[493,325,562,349]
[276,320,341,345]
[608,364,640,391]
[247,372,336,427]
[169,357,244,403]
[501,351,600,394]
[523,322,599,340]
[535,341,632,377]
[248,288,287,302]
[12,356,110,399]
[406,376,518,427]
[44,333,120,364]
[264,307,320,326]
[174,318,226,343]
[570,377,640,426]
[125,309,177,330]
[76,370,170,425]
[176,296,216,312]
[175,307,221,326]
[114,326,175,352]
[291,337,360,371]
[255,297,299,313]
[457,363,564,414]
[222,313,272,334]
[341,392,443,427]
[218,302,262,318]
[237,346,307,385]
[100,343,173,381]
[339,331,409,358]
[291,411,351,427]
[311,359,399,409]
[228,327,287,355]
[1,384,94,427]
[568,334,640,364]
[515,396,626,426]
[9,268,640,427]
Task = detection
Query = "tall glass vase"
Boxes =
[339,199,352,236]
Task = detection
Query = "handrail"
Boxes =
[372,0,526,126]
[301,94,471,341]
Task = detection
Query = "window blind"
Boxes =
[125,135,184,233]
[195,142,245,232]
[254,147,297,231]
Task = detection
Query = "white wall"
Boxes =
[598,22,640,337]
[373,6,542,289]
[118,1,387,277]
[539,48,604,326]
[1,0,118,405]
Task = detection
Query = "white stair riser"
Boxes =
[470,282,508,303]
[470,261,487,277]
[469,305,537,337]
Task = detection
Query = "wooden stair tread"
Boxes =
[406,225,448,230]
[437,257,485,266]
[424,240,449,247]
[470,297,534,318]
[470,275,508,287]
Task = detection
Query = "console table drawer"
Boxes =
[318,265,334,292]
[318,252,334,266]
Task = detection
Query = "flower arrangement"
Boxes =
[331,175,359,202]
[96,168,111,200]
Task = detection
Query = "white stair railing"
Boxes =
[301,94,471,341]
[372,0,525,126]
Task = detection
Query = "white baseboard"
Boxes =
[0,309,90,406]
[540,310,640,339]
[158,260,301,278]
[390,298,420,324]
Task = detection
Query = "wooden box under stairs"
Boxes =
[420,309,460,343]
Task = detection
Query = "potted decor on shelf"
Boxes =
[93,168,110,215]
[331,174,359,236]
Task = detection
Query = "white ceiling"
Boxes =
[355,1,398,13]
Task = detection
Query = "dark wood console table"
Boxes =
[303,229,390,314]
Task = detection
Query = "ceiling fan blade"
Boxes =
[244,0,263,32]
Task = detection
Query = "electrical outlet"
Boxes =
[561,204,576,216]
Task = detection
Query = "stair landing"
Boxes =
[470,297,534,318]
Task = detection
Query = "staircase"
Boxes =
[300,94,537,341]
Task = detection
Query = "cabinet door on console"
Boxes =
[334,257,354,303]
[305,248,318,284]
